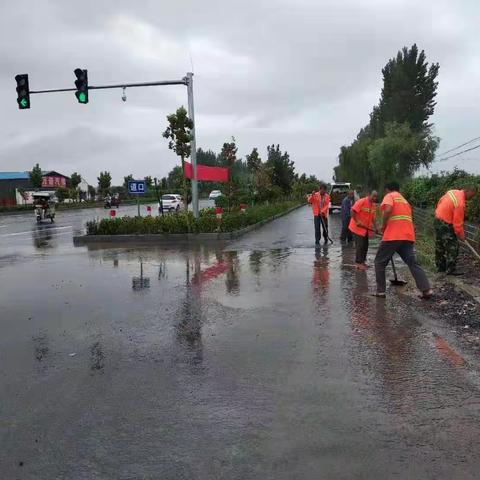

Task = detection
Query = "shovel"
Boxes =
[364,225,407,286]
[389,257,407,286]
[319,215,334,244]
[462,239,480,262]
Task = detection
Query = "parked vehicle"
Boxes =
[209,190,223,200]
[33,192,55,223]
[161,194,184,212]
[329,182,351,213]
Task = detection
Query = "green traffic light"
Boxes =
[78,92,87,103]
[20,98,28,108]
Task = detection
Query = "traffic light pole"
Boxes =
[186,73,199,218]
[27,73,200,218]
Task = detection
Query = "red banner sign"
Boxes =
[184,162,229,183]
[42,176,66,188]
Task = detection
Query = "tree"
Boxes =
[144,176,153,189]
[98,171,112,195]
[123,174,133,189]
[246,147,261,172]
[70,172,82,190]
[56,187,70,203]
[292,174,321,199]
[197,148,218,166]
[265,144,296,194]
[334,44,439,188]
[367,122,439,190]
[163,106,194,211]
[219,137,238,209]
[378,44,439,134]
[30,163,43,189]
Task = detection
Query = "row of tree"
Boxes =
[29,104,323,205]
[334,44,440,190]
[160,140,320,207]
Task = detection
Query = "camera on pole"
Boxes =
[74,68,89,104]
[15,74,30,109]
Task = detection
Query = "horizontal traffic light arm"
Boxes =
[29,78,188,95]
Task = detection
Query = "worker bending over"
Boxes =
[307,184,330,245]
[374,182,432,299]
[349,190,378,270]
[434,185,478,275]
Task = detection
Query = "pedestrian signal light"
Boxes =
[15,74,30,109]
[74,68,88,104]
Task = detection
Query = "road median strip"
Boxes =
[73,203,305,246]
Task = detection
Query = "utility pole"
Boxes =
[186,72,198,218]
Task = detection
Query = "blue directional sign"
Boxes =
[128,180,146,195]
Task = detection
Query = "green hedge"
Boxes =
[86,201,301,235]
[403,169,480,223]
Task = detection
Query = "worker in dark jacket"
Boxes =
[340,190,355,243]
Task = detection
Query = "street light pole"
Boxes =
[186,72,199,218]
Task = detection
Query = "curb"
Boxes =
[73,204,305,247]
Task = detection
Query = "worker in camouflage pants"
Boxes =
[434,218,459,274]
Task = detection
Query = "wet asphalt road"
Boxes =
[1,206,480,479]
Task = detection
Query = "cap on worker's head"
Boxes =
[385,181,400,192]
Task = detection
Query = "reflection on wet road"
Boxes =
[1,206,480,479]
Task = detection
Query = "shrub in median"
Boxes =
[86,201,300,235]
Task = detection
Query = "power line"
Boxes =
[436,135,480,157]
[435,143,480,162]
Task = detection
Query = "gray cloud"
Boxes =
[1,0,480,185]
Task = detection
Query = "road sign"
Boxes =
[128,180,146,195]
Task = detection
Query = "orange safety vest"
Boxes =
[435,189,466,238]
[348,197,377,237]
[381,191,415,242]
[308,192,330,217]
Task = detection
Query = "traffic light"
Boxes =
[15,74,30,109]
[74,68,88,104]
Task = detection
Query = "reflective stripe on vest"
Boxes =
[393,197,408,204]
[447,190,458,207]
[361,207,373,213]
[390,215,412,222]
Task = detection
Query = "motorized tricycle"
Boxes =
[33,192,56,223]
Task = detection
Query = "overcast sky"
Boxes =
[1,0,479,185]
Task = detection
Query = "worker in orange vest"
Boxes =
[307,183,330,245]
[348,190,379,270]
[373,182,432,299]
[434,185,478,275]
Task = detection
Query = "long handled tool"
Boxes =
[319,215,333,244]
[389,257,407,286]
[364,226,407,286]
[463,239,480,262]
